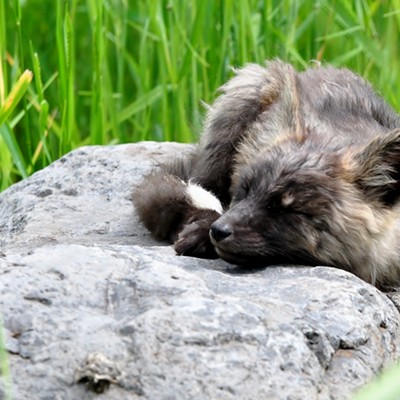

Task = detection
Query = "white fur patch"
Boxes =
[281,192,295,207]
[186,182,223,214]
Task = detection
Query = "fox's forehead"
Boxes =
[231,150,343,206]
[247,153,333,185]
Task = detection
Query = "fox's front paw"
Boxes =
[174,210,220,259]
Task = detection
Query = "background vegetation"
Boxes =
[2,0,400,190]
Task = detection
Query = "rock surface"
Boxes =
[0,142,399,400]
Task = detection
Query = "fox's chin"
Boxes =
[215,245,323,268]
[214,248,253,265]
[214,246,277,267]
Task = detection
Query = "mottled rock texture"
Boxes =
[0,142,399,400]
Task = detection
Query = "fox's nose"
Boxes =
[209,221,232,242]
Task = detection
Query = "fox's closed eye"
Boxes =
[266,196,285,212]
[233,181,251,202]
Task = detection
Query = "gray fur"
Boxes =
[133,60,400,288]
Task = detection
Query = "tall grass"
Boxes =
[2,0,400,190]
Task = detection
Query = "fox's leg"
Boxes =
[134,61,290,258]
[190,63,278,204]
[133,165,223,258]
[192,60,296,204]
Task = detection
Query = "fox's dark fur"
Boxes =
[133,60,400,288]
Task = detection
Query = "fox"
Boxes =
[133,60,400,288]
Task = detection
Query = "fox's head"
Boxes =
[209,129,400,285]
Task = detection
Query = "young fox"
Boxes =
[133,60,400,288]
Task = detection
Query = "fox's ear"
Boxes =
[353,129,400,206]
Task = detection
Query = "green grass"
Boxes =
[352,362,400,400]
[0,318,12,400]
[2,0,400,190]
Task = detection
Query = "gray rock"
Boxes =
[0,142,399,400]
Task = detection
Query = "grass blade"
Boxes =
[0,69,32,126]
[0,122,28,179]
[115,84,167,127]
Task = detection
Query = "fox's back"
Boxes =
[298,67,400,146]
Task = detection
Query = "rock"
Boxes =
[1,142,191,251]
[0,142,399,400]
